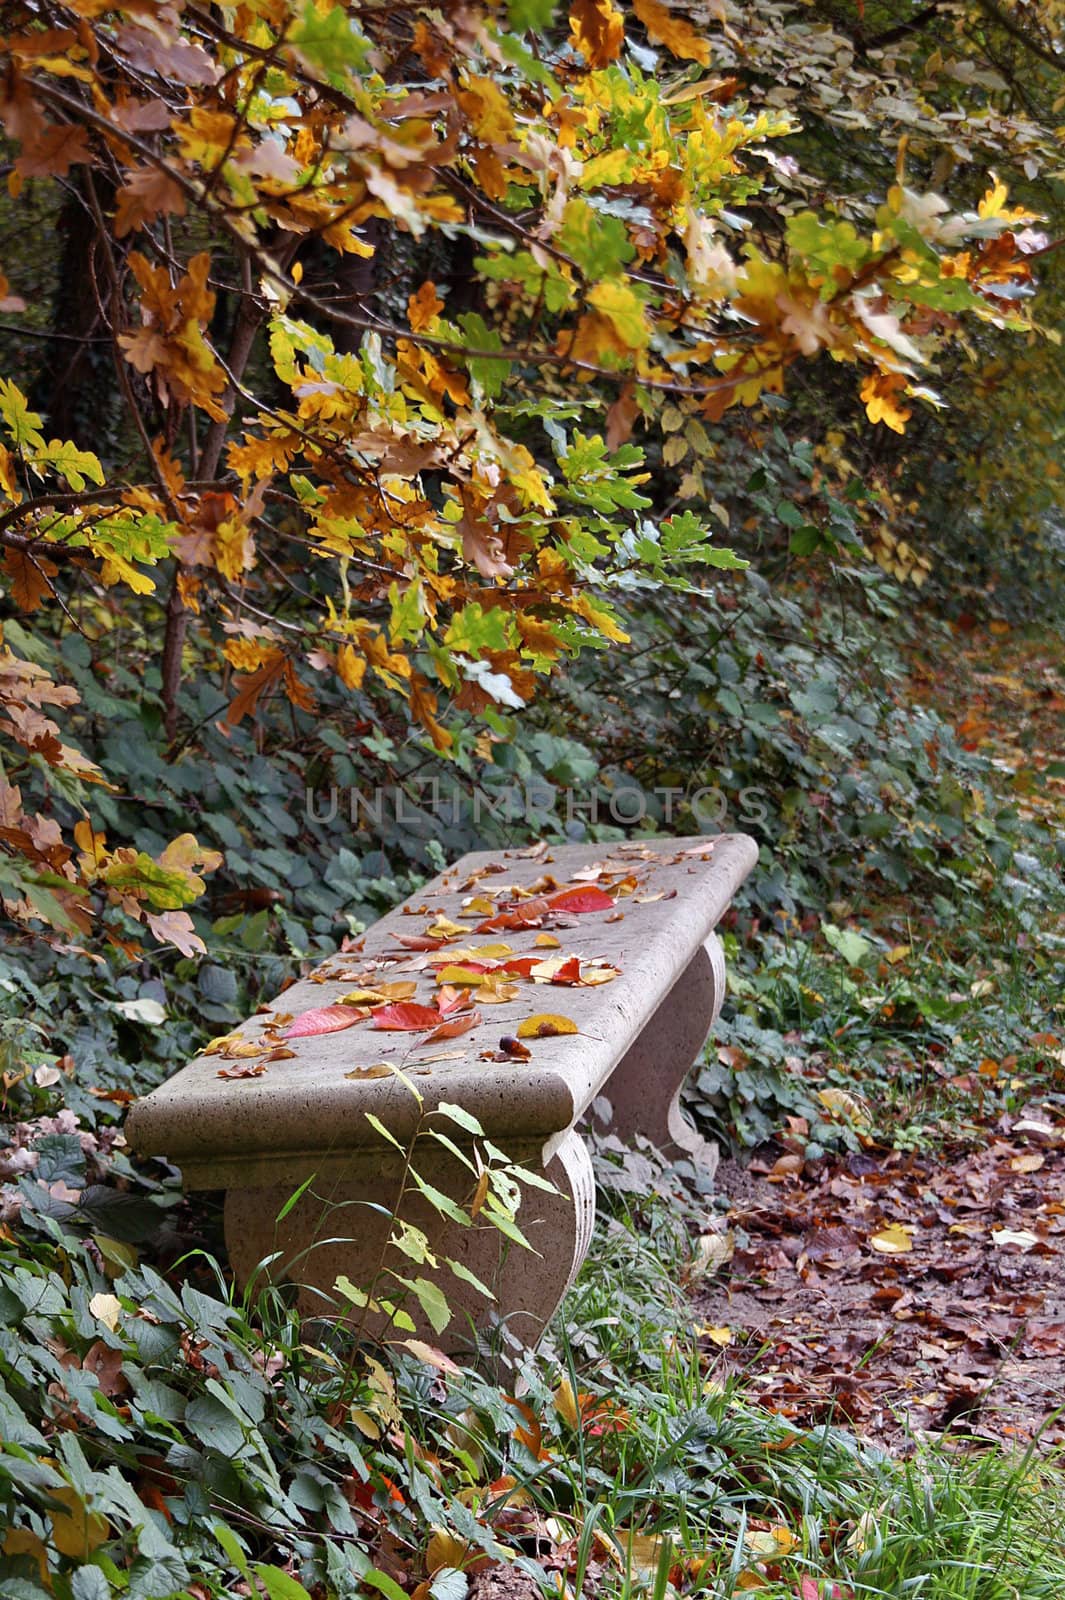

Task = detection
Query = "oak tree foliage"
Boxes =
[0,0,1058,945]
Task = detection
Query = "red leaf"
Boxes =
[499,956,540,977]
[391,935,442,950]
[282,1005,363,1038]
[369,1002,443,1031]
[550,957,583,985]
[426,1010,481,1043]
[548,886,615,914]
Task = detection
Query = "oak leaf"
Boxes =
[632,0,711,65]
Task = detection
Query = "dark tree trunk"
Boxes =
[30,178,119,448]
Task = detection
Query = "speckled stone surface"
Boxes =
[127,834,758,1188]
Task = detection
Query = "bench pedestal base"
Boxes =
[590,935,724,1179]
[221,935,724,1357]
[223,1127,595,1360]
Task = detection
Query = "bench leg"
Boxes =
[590,933,725,1177]
[222,1126,595,1360]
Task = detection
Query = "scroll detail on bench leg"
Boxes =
[221,1127,595,1359]
[591,934,726,1177]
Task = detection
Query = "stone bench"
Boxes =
[127,833,757,1354]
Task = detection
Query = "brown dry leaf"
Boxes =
[345,1064,393,1080]
[217,1060,267,1079]
[342,982,417,1004]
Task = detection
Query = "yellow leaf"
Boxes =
[535,934,561,948]
[553,1377,580,1427]
[426,1527,468,1573]
[516,1013,579,1038]
[2,1528,49,1585]
[435,966,489,987]
[587,279,650,350]
[978,176,1008,218]
[870,1223,913,1255]
[48,1486,110,1559]
[817,1086,872,1130]
[337,642,367,690]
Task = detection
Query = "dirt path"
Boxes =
[701,1126,1065,1450]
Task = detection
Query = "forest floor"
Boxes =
[705,624,1065,1455]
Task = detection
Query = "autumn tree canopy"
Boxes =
[0,0,1058,948]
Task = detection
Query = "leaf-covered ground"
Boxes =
[704,626,1065,1453]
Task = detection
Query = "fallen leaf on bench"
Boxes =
[371,1002,444,1031]
[282,1005,366,1038]
[498,956,540,977]
[436,986,477,1016]
[477,979,521,1004]
[581,963,620,985]
[517,1013,578,1039]
[204,1032,264,1058]
[427,916,466,939]
[426,1011,481,1043]
[392,935,443,951]
[345,1063,394,1080]
[341,982,418,1005]
[475,896,550,932]
[534,933,560,948]
[460,895,496,915]
[548,886,615,914]
[433,964,496,985]
[217,1060,268,1078]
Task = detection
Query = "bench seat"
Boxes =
[128,833,756,1354]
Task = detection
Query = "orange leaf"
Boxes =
[3,548,58,611]
[632,0,711,64]
[408,280,444,332]
[569,0,625,67]
[426,1010,481,1043]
